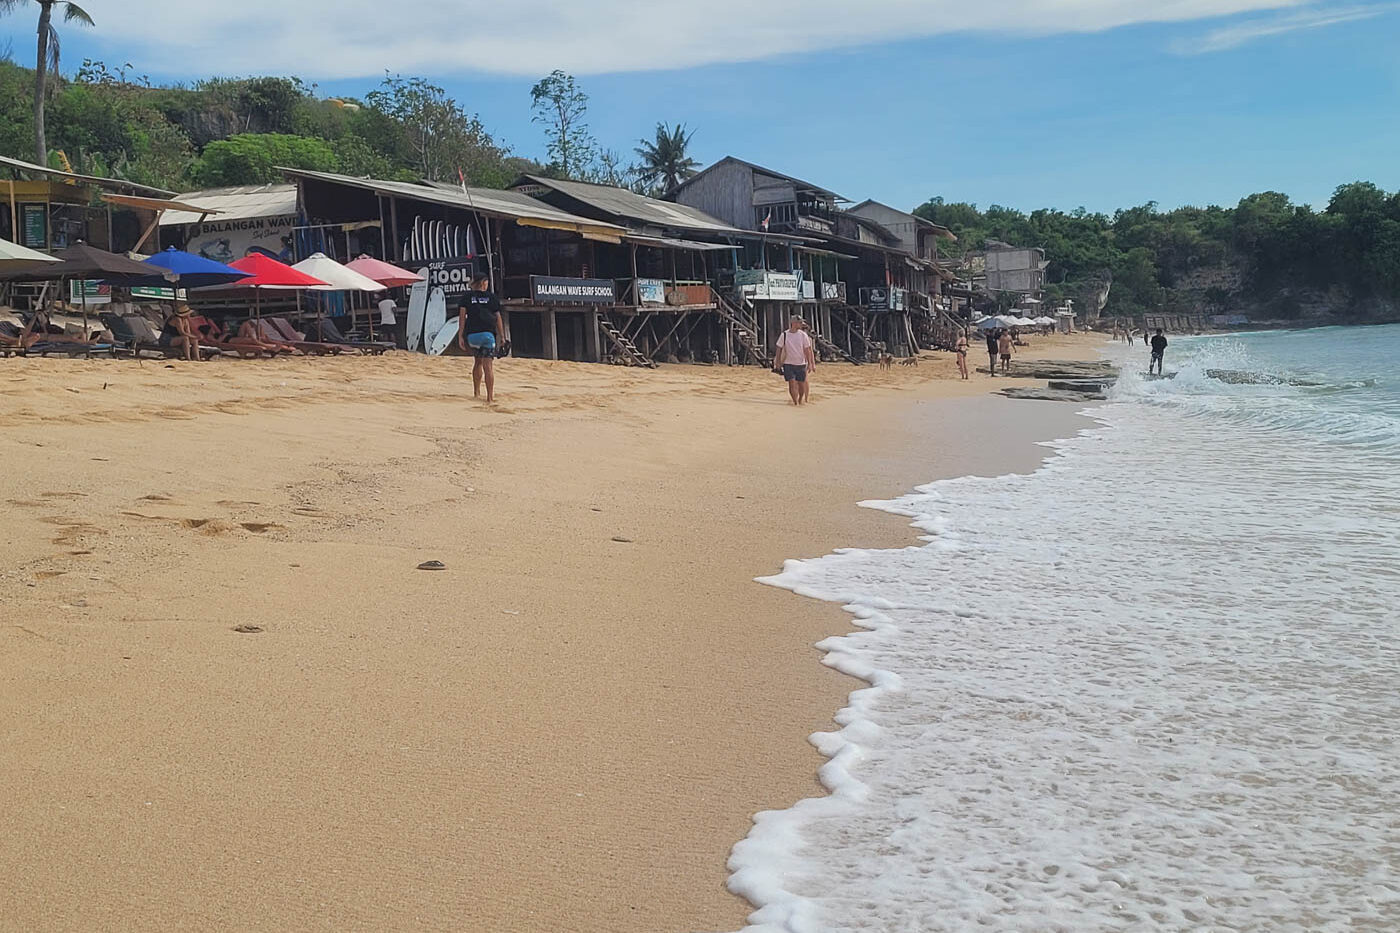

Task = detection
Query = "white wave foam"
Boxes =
[726,402,1400,932]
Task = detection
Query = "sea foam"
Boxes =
[727,328,1400,932]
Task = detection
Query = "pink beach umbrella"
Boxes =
[344,255,424,288]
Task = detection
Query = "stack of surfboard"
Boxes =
[400,216,476,355]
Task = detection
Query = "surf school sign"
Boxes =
[426,257,478,299]
[530,275,616,304]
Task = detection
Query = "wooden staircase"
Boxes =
[598,318,655,368]
[714,293,771,367]
[813,329,858,364]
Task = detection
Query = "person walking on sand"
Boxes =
[985,328,999,376]
[458,274,505,403]
[774,315,815,406]
[998,328,1014,373]
[1150,328,1168,375]
[955,332,970,380]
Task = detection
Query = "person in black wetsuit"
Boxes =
[457,274,505,403]
[1150,329,1168,375]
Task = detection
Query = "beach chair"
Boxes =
[8,313,117,358]
[264,318,345,355]
[189,315,288,358]
[308,317,393,355]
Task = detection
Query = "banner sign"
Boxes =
[426,257,480,299]
[861,286,907,311]
[739,271,800,301]
[21,203,46,248]
[531,275,616,304]
[184,214,298,264]
[636,278,666,305]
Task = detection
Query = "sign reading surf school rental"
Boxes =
[531,276,616,304]
[427,257,477,299]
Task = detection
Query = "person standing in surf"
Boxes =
[1150,328,1168,375]
[773,315,815,406]
[458,274,504,403]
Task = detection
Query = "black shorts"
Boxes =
[1151,350,1164,361]
[782,363,808,383]
[1000,354,1011,363]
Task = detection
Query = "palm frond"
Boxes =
[0,0,32,15]
[62,1,94,26]
[44,22,59,73]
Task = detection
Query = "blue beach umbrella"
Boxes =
[128,248,250,288]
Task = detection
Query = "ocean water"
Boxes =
[728,326,1400,932]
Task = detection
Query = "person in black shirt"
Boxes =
[458,274,505,403]
[985,328,1000,375]
[1150,329,1168,375]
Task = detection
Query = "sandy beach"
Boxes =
[1,335,1100,933]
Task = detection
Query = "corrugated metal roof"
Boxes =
[159,184,299,226]
[0,154,175,197]
[673,156,844,202]
[848,199,957,240]
[517,175,745,236]
[281,169,626,236]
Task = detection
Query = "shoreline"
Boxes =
[0,336,1102,932]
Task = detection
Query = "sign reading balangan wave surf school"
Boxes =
[530,276,616,304]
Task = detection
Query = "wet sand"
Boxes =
[0,335,1101,932]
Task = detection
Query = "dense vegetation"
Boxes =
[917,184,1400,322]
[0,57,689,194]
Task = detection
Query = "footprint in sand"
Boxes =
[139,494,173,502]
[239,522,281,534]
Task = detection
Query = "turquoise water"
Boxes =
[730,325,1400,932]
[1117,324,1400,452]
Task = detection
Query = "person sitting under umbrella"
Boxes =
[160,305,204,362]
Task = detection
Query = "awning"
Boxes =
[625,234,734,252]
[0,154,175,197]
[101,193,222,215]
[280,168,628,241]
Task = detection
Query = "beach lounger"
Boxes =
[188,315,288,358]
[264,318,345,355]
[307,317,393,354]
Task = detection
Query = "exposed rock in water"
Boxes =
[1048,379,1111,392]
[985,359,1119,381]
[1206,369,1325,387]
[999,387,1106,402]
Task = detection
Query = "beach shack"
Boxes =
[0,154,173,255]
[279,167,639,362]
[673,157,964,359]
[510,174,782,364]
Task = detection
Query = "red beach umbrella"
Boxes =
[229,253,330,289]
[225,253,330,319]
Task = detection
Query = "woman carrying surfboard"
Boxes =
[458,274,505,404]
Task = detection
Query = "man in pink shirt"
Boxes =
[774,315,816,405]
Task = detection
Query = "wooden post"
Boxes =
[388,196,401,262]
[542,307,558,360]
[586,309,600,362]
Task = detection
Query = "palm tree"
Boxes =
[634,123,699,195]
[0,0,95,165]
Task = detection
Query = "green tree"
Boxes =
[634,122,698,194]
[0,0,94,164]
[530,70,594,179]
[189,133,337,187]
[365,74,508,183]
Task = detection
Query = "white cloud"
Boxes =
[1174,2,1391,52]
[72,0,1323,78]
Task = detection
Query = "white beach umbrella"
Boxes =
[0,236,58,271]
[290,253,387,292]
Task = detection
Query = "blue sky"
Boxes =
[4,0,1396,215]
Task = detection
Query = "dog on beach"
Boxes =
[877,354,894,370]
[899,356,919,367]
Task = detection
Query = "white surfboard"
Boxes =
[424,287,447,350]
[426,317,459,357]
[405,269,430,352]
